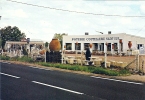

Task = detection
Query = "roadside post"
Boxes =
[105,42,108,68]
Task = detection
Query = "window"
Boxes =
[107,43,111,51]
[138,44,144,49]
[84,43,89,50]
[99,43,104,51]
[75,43,81,50]
[94,43,98,50]
[114,43,118,51]
[66,43,72,50]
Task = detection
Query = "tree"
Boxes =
[45,42,49,50]
[45,42,49,47]
[53,33,68,49]
[0,26,26,48]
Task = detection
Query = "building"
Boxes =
[4,39,45,53]
[63,33,145,54]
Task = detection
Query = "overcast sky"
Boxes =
[0,0,145,42]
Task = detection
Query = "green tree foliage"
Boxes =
[0,26,26,48]
[45,42,49,48]
[53,33,68,48]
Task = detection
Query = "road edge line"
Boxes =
[90,76,144,85]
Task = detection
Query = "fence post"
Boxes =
[135,54,139,71]
[45,50,46,63]
[142,60,144,75]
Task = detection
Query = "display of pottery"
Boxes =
[49,39,61,51]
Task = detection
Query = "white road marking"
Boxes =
[0,72,20,78]
[32,81,84,95]
[29,66,52,71]
[1,62,11,64]
[1,62,8,63]
[90,76,144,85]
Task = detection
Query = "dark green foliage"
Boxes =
[0,26,26,48]
[45,42,49,48]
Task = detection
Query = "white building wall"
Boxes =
[63,33,145,54]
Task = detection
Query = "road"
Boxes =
[0,61,145,100]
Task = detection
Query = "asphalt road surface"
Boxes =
[0,61,145,100]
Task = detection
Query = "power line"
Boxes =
[6,0,145,18]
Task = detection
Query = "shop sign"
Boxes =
[72,37,119,41]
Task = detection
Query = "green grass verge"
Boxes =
[0,55,33,63]
[37,62,130,76]
[1,55,130,76]
[0,55,10,60]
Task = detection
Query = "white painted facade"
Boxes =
[63,33,145,54]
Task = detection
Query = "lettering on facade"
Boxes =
[72,37,119,41]
[72,38,85,41]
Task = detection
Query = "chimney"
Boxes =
[85,32,89,35]
[108,31,111,34]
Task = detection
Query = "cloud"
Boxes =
[81,20,90,26]
[6,9,28,18]
[119,18,131,25]
[1,0,145,41]
[140,4,145,13]
[39,20,53,27]
[13,9,28,18]
[104,1,141,6]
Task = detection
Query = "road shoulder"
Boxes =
[1,60,145,83]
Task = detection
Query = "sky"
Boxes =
[0,0,145,42]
